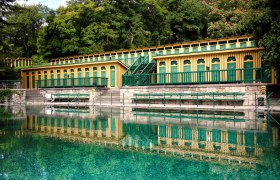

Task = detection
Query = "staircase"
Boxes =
[131,55,149,74]
[140,59,157,74]
[94,88,120,105]
[25,89,44,103]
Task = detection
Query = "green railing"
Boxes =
[154,41,256,57]
[0,80,23,89]
[123,56,144,75]
[140,59,156,74]
[131,54,149,74]
[122,68,270,86]
[37,77,108,88]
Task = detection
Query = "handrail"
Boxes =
[131,54,149,74]
[123,55,143,75]
[0,80,23,89]
[37,77,108,88]
[122,68,269,86]
[140,59,156,74]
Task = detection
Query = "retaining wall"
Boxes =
[120,84,267,106]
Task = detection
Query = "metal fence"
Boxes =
[0,80,22,89]
[122,68,270,86]
[37,77,108,88]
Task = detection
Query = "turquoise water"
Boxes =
[1,106,280,179]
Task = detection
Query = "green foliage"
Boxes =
[238,0,280,73]
[205,0,250,38]
[0,89,13,103]
[0,61,21,80]
[1,0,279,74]
[1,4,50,58]
[0,106,13,119]
[31,54,48,65]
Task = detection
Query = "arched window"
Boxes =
[171,60,177,65]
[184,60,191,65]
[197,59,205,64]
[227,56,236,62]
[244,55,253,61]
[212,58,220,63]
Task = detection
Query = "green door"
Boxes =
[198,128,206,141]
[228,131,237,144]
[197,65,205,83]
[183,65,191,83]
[212,64,220,82]
[38,75,41,88]
[78,70,82,86]
[159,64,166,84]
[93,68,97,86]
[44,75,47,87]
[51,74,54,87]
[212,129,221,142]
[71,72,74,87]
[85,71,90,86]
[171,64,178,83]
[26,76,30,88]
[244,61,253,83]
[101,67,106,86]
[57,74,61,87]
[160,126,166,138]
[227,63,236,82]
[63,73,67,87]
[32,75,35,88]
[110,66,116,87]
[171,126,179,138]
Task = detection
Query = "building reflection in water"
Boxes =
[21,106,279,167]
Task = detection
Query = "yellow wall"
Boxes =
[21,61,127,89]
[50,36,256,67]
[2,57,32,68]
[155,49,262,73]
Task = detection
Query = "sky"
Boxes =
[16,0,68,10]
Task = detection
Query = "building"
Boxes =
[20,35,277,89]
[1,57,32,68]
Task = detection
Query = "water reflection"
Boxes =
[16,106,279,167]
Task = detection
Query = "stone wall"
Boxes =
[35,88,110,105]
[120,84,267,106]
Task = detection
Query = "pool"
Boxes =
[1,105,280,179]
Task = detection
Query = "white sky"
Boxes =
[16,0,68,10]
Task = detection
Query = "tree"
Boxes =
[0,61,21,80]
[1,4,50,59]
[238,0,280,74]
[166,0,209,42]
[205,0,250,38]
[0,0,19,59]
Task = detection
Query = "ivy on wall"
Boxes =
[0,89,13,103]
